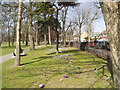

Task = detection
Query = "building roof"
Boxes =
[90,32,100,36]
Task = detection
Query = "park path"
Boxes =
[0,45,45,64]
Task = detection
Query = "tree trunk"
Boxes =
[56,31,59,54]
[44,34,47,46]
[88,27,91,48]
[12,28,15,46]
[48,26,51,45]
[100,2,120,88]
[28,2,35,50]
[63,33,66,47]
[15,0,22,66]
[36,29,40,46]
[12,26,16,46]
[56,9,59,54]
[38,31,41,45]
[62,7,68,47]
[88,34,91,47]
[21,33,25,44]
[25,29,28,46]
[36,30,38,46]
[68,36,70,46]
[78,25,82,43]
[8,27,10,47]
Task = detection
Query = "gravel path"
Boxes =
[0,45,45,64]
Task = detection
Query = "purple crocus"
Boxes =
[64,75,68,78]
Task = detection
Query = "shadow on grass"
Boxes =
[33,56,54,60]
[61,49,80,54]
[73,53,91,56]
[37,46,54,51]
[20,54,27,56]
[47,49,80,55]
[78,60,107,65]
[1,45,29,48]
[47,52,56,55]
[21,56,54,65]
[1,46,15,48]
[21,59,43,66]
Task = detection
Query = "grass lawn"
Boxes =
[1,42,30,56]
[1,45,113,88]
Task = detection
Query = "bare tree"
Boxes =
[66,24,74,46]
[2,7,12,46]
[2,2,18,46]
[86,12,98,47]
[71,7,90,43]
[61,7,69,46]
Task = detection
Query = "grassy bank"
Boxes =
[2,45,113,88]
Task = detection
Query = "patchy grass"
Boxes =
[2,45,113,88]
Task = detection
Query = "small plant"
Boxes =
[95,70,101,76]
[75,66,80,69]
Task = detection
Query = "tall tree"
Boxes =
[100,1,120,88]
[28,2,35,50]
[71,7,90,43]
[52,3,61,54]
[53,2,79,53]
[86,12,98,47]
[33,2,54,46]
[15,0,22,66]
[22,20,29,46]
[12,11,18,46]
[67,24,74,46]
[2,2,18,46]
[61,7,68,46]
[2,5,12,46]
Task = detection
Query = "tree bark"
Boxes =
[48,26,51,45]
[15,0,22,66]
[100,2,120,88]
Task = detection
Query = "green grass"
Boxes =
[1,42,30,56]
[2,45,113,88]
